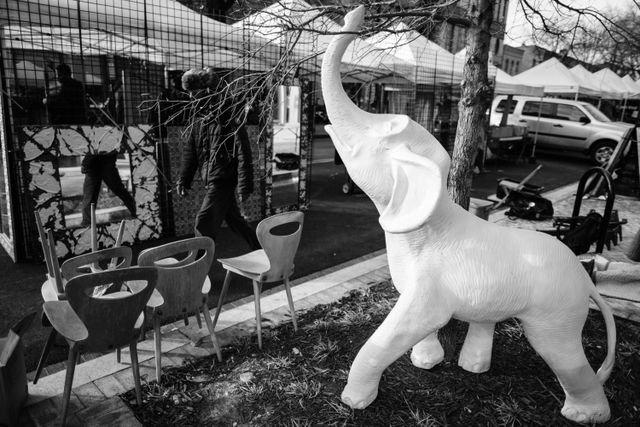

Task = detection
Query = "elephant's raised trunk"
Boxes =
[321,6,374,142]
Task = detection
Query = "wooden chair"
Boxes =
[35,213,65,303]
[42,266,157,426]
[32,245,134,384]
[213,211,304,349]
[137,236,222,382]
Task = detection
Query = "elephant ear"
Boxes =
[379,145,442,234]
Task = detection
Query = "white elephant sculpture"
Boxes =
[321,6,616,424]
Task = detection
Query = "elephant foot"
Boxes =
[458,322,494,373]
[341,382,378,410]
[560,382,610,424]
[410,348,444,369]
[410,335,444,370]
[457,353,491,373]
[561,399,610,424]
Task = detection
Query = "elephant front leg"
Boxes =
[458,322,495,373]
[411,332,444,369]
[342,292,450,409]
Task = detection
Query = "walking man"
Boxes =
[176,91,260,250]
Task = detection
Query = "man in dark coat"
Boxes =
[43,63,87,125]
[176,99,260,250]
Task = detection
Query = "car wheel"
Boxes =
[590,141,616,166]
[342,182,353,195]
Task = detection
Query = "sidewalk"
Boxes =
[19,182,640,426]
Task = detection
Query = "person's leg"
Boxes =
[224,188,260,250]
[194,184,228,242]
[81,173,102,226]
[102,161,137,216]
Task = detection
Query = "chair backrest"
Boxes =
[137,237,215,319]
[34,213,64,295]
[257,211,304,283]
[64,266,157,352]
[61,246,133,280]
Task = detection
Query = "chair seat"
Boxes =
[41,277,65,301]
[218,250,270,279]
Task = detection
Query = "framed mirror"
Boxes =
[59,150,136,228]
[271,85,301,208]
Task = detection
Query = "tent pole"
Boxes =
[620,97,628,121]
[530,96,543,161]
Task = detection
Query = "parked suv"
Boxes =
[490,95,634,164]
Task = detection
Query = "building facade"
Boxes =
[501,44,524,75]
[429,0,510,63]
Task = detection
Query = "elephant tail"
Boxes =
[589,286,616,384]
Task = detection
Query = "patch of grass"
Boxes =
[123,281,640,426]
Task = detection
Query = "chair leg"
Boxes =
[252,280,263,350]
[283,277,298,332]
[60,344,79,427]
[202,304,223,362]
[116,348,121,363]
[129,341,143,405]
[33,328,57,384]
[212,270,232,329]
[154,317,162,383]
[195,309,202,329]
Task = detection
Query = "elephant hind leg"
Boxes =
[458,322,495,373]
[411,332,444,370]
[342,292,451,410]
[521,319,610,424]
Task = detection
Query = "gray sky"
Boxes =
[505,0,637,46]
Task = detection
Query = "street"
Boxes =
[311,136,593,200]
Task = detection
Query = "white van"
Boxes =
[490,95,634,164]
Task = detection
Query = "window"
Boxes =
[495,99,517,114]
[582,103,612,122]
[522,101,555,118]
[555,104,587,122]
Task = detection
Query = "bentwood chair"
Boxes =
[213,211,304,349]
[137,236,222,381]
[42,267,157,426]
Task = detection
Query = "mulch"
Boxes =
[123,281,640,426]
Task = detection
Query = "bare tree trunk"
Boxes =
[447,0,494,210]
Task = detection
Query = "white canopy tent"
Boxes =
[493,68,544,97]
[569,65,619,100]
[593,68,634,99]
[513,58,599,98]
[3,0,279,70]
[234,0,410,83]
[365,23,464,86]
[622,75,640,96]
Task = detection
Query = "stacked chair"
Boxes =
[32,208,130,383]
[213,211,304,349]
[43,267,158,426]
